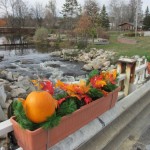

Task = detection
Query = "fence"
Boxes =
[0,58,149,150]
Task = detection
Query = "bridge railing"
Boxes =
[0,58,149,149]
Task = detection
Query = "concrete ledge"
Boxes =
[49,80,150,150]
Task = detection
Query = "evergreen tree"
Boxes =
[145,6,150,17]
[143,6,150,30]
[61,0,81,30]
[100,5,110,29]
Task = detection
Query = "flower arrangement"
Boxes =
[12,69,118,131]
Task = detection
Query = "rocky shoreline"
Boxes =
[50,48,117,71]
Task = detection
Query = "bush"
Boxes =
[124,32,140,37]
[77,40,87,49]
[99,31,110,39]
[34,27,49,42]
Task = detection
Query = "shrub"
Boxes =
[99,31,110,39]
[34,27,49,42]
[124,32,140,37]
[77,40,87,49]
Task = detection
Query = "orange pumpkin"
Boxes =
[23,91,58,123]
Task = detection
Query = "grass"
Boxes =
[89,31,150,57]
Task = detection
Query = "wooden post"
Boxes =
[118,58,136,96]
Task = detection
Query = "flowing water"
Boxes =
[0,47,87,82]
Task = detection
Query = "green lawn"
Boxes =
[90,31,150,57]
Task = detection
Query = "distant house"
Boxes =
[118,22,135,31]
[118,22,143,31]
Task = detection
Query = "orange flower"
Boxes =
[90,76,106,89]
[55,80,90,100]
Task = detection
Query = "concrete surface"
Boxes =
[77,91,150,150]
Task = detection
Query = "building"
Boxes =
[118,22,135,31]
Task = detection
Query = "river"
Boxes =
[0,47,87,82]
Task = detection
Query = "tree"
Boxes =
[84,0,100,25]
[61,0,81,30]
[45,0,57,28]
[143,6,150,30]
[0,0,29,27]
[128,0,143,23]
[74,13,92,39]
[31,2,44,27]
[145,6,150,17]
[109,0,130,29]
[100,5,109,29]
[84,0,101,42]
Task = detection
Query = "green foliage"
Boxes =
[41,113,61,130]
[57,98,77,117]
[143,6,150,30]
[100,5,110,29]
[146,55,150,62]
[54,92,68,100]
[13,100,60,131]
[13,101,39,131]
[88,88,103,100]
[124,32,140,37]
[74,98,86,109]
[77,40,87,49]
[34,27,49,42]
[103,83,118,92]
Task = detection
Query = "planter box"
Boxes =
[10,88,120,150]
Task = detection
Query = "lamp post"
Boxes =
[135,0,138,37]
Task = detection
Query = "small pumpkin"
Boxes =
[23,91,58,123]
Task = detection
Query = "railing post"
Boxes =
[117,58,136,96]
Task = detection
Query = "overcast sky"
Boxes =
[31,0,150,14]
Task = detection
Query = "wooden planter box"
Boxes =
[10,88,120,150]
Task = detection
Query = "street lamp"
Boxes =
[135,0,138,37]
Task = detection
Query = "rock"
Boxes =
[49,51,62,57]
[15,76,36,93]
[11,88,26,98]
[12,72,20,80]
[0,79,9,84]
[7,72,13,81]
[21,59,35,64]
[18,76,24,81]
[110,65,116,70]
[46,64,60,68]
[63,76,75,82]
[0,70,8,79]
[4,84,12,92]
[83,64,93,71]
[103,61,111,67]
[62,49,79,55]
[77,53,91,62]
[10,85,18,89]
[0,85,7,108]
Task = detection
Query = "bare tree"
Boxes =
[84,0,101,42]
[0,0,29,27]
[45,0,57,28]
[31,2,44,27]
